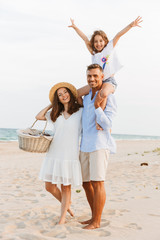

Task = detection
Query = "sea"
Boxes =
[0,128,160,141]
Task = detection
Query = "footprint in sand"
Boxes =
[106,209,116,215]
[54,232,67,238]
[99,231,111,237]
[120,209,130,213]
[148,213,160,217]
[134,195,150,199]
[99,220,110,228]
[43,225,68,238]
[125,223,142,230]
[16,222,26,229]
[18,233,42,240]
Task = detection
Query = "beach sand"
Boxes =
[0,140,160,240]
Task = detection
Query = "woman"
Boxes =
[36,82,82,224]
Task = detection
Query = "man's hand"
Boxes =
[94,90,103,109]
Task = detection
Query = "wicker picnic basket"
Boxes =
[17,120,53,153]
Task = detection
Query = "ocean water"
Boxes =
[0,128,160,141]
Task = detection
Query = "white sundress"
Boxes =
[39,108,83,186]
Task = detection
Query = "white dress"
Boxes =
[39,108,83,186]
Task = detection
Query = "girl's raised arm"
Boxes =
[68,18,93,54]
[113,16,143,47]
[36,104,52,120]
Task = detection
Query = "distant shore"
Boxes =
[0,140,160,240]
[1,127,160,142]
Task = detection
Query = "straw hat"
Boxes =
[49,82,78,103]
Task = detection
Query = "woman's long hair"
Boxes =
[90,30,109,53]
[50,88,81,122]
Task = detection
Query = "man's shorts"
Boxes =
[79,149,110,182]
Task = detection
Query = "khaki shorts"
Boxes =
[79,149,109,182]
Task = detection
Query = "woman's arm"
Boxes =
[68,18,93,54]
[35,104,52,120]
[113,16,143,47]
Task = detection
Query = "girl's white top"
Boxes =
[39,108,83,186]
[92,39,122,79]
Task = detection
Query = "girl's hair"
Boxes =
[50,88,81,122]
[90,30,109,53]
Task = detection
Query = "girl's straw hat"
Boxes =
[49,82,78,103]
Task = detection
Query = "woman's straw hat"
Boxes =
[49,82,78,103]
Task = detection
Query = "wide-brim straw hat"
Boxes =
[49,82,78,103]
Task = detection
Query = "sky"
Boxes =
[0,0,160,136]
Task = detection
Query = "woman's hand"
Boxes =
[36,104,52,120]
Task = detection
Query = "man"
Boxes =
[80,64,117,229]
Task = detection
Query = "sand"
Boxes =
[0,140,160,240]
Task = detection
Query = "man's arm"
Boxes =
[95,94,117,131]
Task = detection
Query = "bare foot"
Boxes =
[80,219,92,225]
[83,222,100,230]
[67,201,74,217]
[58,218,66,224]
[67,208,74,217]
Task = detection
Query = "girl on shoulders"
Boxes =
[69,17,142,127]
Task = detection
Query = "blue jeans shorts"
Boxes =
[103,76,117,89]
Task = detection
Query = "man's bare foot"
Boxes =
[80,219,92,225]
[83,222,100,230]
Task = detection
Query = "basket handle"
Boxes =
[31,119,48,135]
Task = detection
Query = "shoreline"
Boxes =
[1,138,160,143]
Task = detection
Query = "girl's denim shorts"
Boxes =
[103,76,117,89]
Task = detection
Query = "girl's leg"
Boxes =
[45,182,74,216]
[59,184,71,224]
[95,83,114,130]
[99,83,115,110]
[77,85,90,97]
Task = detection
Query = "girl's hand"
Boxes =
[96,122,103,131]
[68,18,76,28]
[130,16,143,28]
[68,18,93,54]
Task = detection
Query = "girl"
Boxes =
[36,82,82,224]
[69,17,142,128]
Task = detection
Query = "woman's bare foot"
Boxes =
[67,208,74,217]
[58,218,66,224]
[67,201,74,217]
[80,219,92,225]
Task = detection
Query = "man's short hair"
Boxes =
[87,64,103,72]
